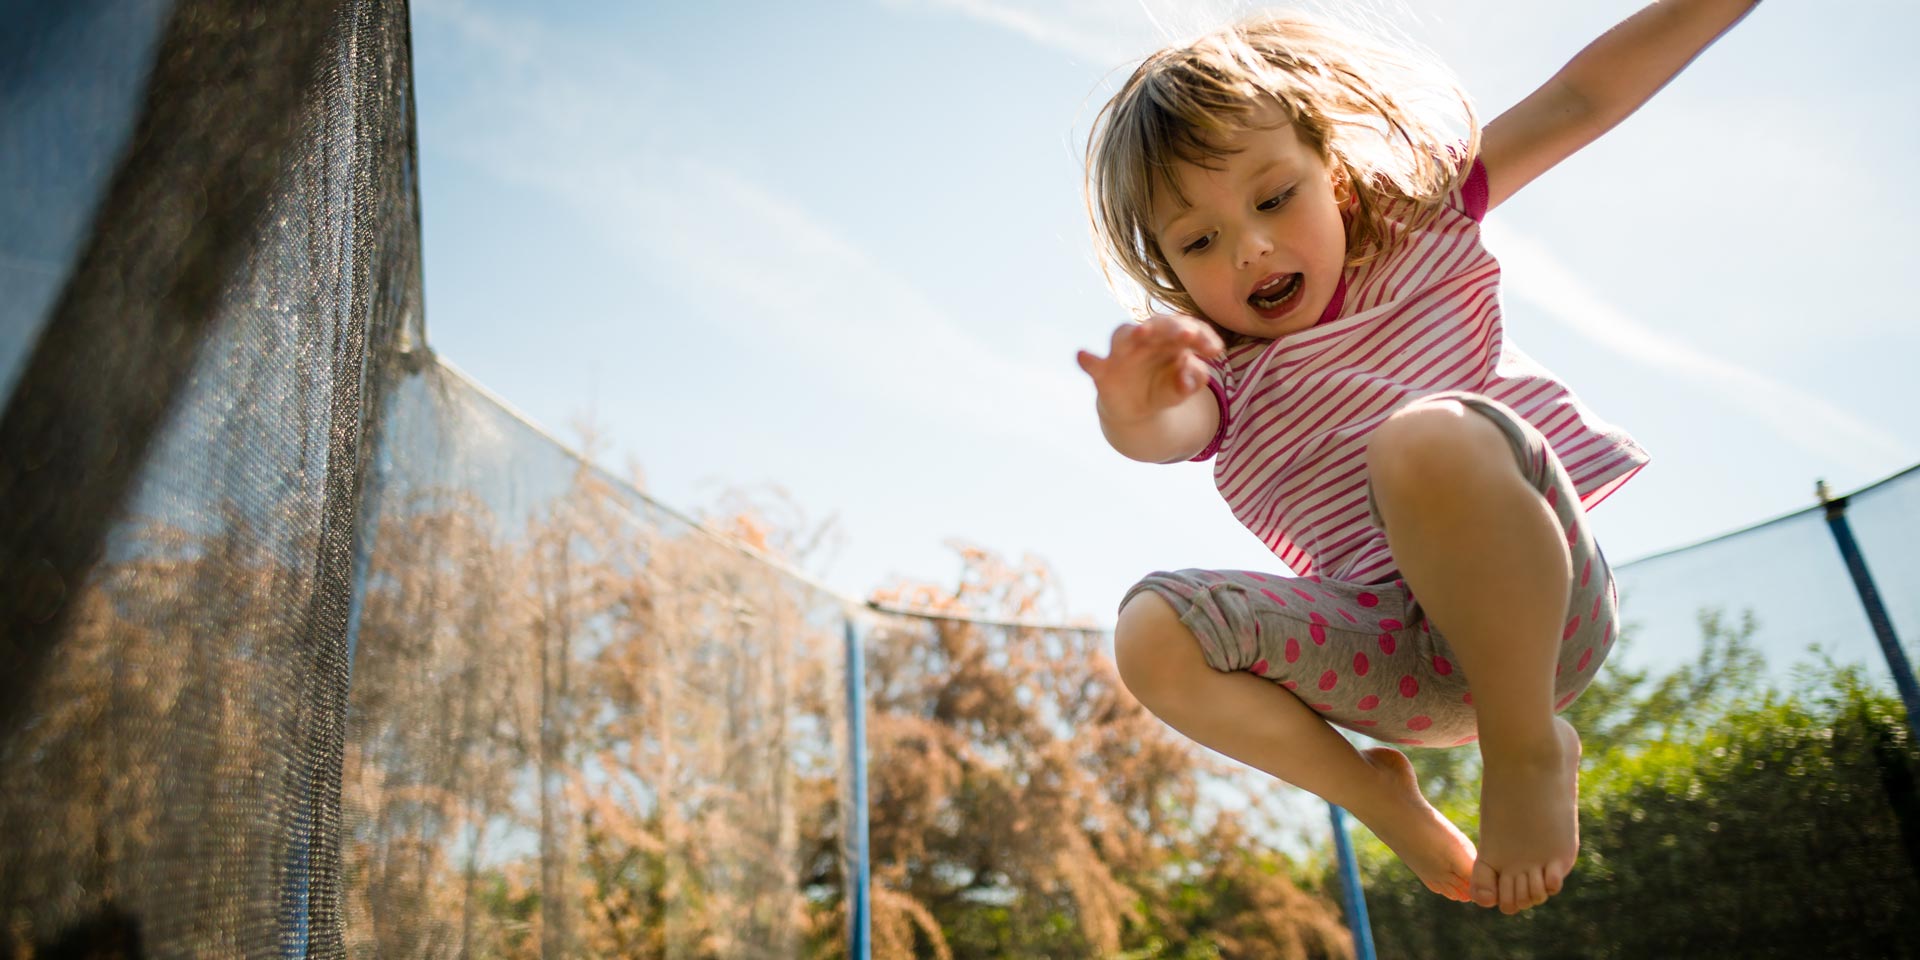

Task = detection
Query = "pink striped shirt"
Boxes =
[1192,157,1648,583]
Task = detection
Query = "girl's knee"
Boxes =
[1114,591,1197,701]
[1368,399,1514,499]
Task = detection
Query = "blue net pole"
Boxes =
[1820,483,1920,743]
[844,616,872,960]
[1328,804,1377,960]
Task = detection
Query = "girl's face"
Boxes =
[1149,106,1348,341]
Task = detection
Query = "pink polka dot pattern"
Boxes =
[1120,460,1617,749]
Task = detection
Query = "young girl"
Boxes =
[1077,2,1757,915]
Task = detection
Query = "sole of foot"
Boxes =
[1356,746,1478,903]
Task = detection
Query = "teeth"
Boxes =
[1250,274,1300,309]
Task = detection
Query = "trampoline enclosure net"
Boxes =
[0,1,851,956]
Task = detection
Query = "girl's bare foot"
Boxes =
[1352,746,1478,902]
[1470,717,1582,913]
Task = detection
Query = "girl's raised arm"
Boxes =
[1478,0,1761,213]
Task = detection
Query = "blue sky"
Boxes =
[410,0,1920,634]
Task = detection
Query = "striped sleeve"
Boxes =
[1460,156,1489,222]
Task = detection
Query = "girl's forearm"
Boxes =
[1555,0,1760,128]
[1097,389,1218,465]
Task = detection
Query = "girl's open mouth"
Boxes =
[1248,272,1304,318]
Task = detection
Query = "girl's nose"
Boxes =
[1237,229,1273,269]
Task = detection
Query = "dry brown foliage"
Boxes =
[863,546,1355,959]
[338,454,850,958]
[1,424,1350,958]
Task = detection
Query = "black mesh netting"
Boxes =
[2,0,409,953]
[341,362,853,958]
[1,1,852,955]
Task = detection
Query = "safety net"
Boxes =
[1,1,853,955]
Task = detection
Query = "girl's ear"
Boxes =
[1331,164,1356,207]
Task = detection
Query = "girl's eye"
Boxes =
[1182,234,1213,254]
[1257,187,1297,212]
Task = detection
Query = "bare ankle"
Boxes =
[1347,748,1429,817]
[1479,717,1579,771]
[1478,727,1564,768]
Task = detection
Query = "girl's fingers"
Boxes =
[1197,327,1225,357]
[1143,313,1224,356]
[1085,317,1216,405]
[1180,353,1212,393]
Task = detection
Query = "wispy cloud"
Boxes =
[884,0,1474,75]
[1483,219,1908,472]
[883,0,1247,66]
[415,0,1090,450]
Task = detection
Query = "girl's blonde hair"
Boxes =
[1086,11,1478,325]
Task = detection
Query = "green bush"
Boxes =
[1355,611,1920,960]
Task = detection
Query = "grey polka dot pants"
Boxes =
[1121,392,1619,748]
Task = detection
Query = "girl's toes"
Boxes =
[1498,871,1519,915]
[1527,867,1547,908]
[1471,861,1498,908]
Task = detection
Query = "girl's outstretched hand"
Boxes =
[1076,313,1225,424]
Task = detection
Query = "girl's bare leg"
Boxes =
[1114,593,1477,902]
[1367,401,1582,915]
